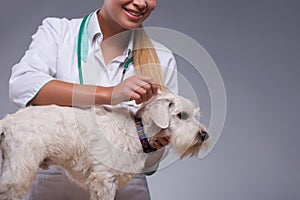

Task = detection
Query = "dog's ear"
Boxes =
[149,99,170,129]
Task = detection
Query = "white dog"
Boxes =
[0,93,209,200]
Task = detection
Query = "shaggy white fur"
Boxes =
[0,93,209,200]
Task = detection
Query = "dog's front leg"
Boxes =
[88,172,117,200]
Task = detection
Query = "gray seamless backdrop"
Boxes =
[0,0,299,199]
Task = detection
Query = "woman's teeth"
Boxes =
[125,8,143,17]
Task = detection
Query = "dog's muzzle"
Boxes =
[199,131,209,142]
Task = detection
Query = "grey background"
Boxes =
[0,0,299,199]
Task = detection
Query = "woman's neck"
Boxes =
[97,10,131,65]
[97,9,128,41]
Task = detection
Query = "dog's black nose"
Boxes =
[199,131,209,142]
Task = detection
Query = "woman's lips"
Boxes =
[123,7,145,19]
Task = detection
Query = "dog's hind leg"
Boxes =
[0,157,36,200]
[0,155,41,200]
[0,142,43,200]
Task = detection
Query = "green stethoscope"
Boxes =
[77,12,133,84]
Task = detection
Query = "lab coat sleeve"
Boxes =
[9,18,61,108]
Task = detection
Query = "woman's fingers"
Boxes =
[153,137,170,150]
[128,76,158,103]
[151,130,171,150]
[112,75,159,105]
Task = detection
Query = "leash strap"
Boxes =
[135,118,157,153]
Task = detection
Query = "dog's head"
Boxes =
[136,93,210,159]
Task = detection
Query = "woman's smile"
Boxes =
[123,7,145,19]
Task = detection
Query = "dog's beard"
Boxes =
[179,142,202,159]
[178,139,210,159]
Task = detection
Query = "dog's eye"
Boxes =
[177,112,189,120]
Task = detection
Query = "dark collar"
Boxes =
[135,118,157,153]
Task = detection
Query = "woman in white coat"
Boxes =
[9,0,178,199]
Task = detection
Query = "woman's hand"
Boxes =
[150,129,171,150]
[110,75,159,105]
